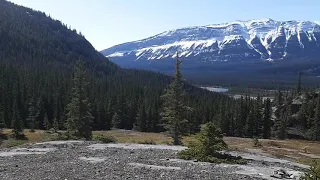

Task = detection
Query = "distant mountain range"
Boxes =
[101,19,320,86]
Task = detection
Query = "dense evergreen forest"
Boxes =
[0,1,319,142]
[0,1,231,135]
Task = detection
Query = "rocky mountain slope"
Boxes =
[101,19,320,86]
[102,19,320,61]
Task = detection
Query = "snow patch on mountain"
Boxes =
[102,19,320,61]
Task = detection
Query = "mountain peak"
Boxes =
[101,19,320,64]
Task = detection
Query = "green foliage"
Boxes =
[296,70,302,96]
[66,60,93,140]
[272,106,288,140]
[111,113,121,129]
[43,112,51,132]
[93,134,116,144]
[11,100,24,139]
[136,102,147,132]
[0,105,5,129]
[161,54,192,145]
[307,95,320,141]
[53,117,59,133]
[253,137,262,147]
[27,99,37,133]
[262,98,272,139]
[139,139,156,145]
[0,1,288,143]
[303,160,320,180]
[178,122,244,164]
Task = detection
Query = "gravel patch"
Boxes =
[0,148,55,157]
[35,140,84,145]
[79,157,106,163]
[88,143,187,151]
[0,141,308,180]
[226,150,309,169]
[128,162,182,170]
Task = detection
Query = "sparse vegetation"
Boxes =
[253,137,262,147]
[161,53,192,145]
[303,160,320,180]
[178,122,245,164]
[66,60,93,140]
[139,139,156,145]
[93,134,116,143]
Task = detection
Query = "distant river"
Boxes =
[200,86,229,93]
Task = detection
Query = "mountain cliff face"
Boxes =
[101,19,320,85]
[102,19,320,62]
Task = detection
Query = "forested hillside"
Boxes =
[0,1,231,134]
[1,1,319,142]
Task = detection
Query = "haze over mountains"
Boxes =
[101,19,320,86]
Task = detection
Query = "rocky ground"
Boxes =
[0,141,308,180]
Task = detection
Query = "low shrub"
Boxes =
[139,140,156,145]
[253,138,262,147]
[93,134,116,143]
[303,160,320,180]
[178,122,246,164]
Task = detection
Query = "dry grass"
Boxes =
[0,129,56,148]
[1,129,320,165]
[93,130,173,145]
[224,136,320,165]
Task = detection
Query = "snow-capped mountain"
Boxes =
[101,19,320,85]
[102,19,320,63]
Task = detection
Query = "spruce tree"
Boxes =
[66,60,93,140]
[272,106,289,139]
[245,106,255,138]
[296,70,302,96]
[276,87,283,106]
[308,95,320,140]
[234,96,245,137]
[262,98,272,139]
[198,122,227,156]
[0,105,5,138]
[299,100,309,129]
[11,100,24,138]
[27,99,36,132]
[105,100,114,130]
[161,53,191,145]
[43,111,51,132]
[111,112,121,129]
[136,102,147,132]
[53,117,59,133]
[0,105,5,129]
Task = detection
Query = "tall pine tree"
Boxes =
[136,102,147,132]
[161,53,191,145]
[43,111,51,132]
[262,98,272,139]
[308,95,320,140]
[66,60,93,140]
[11,100,24,138]
[0,105,5,129]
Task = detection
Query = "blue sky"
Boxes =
[10,0,320,51]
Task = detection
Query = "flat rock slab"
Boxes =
[0,148,55,157]
[35,140,84,145]
[0,141,307,180]
[88,143,187,151]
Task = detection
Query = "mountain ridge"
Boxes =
[102,18,320,62]
[100,19,320,86]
